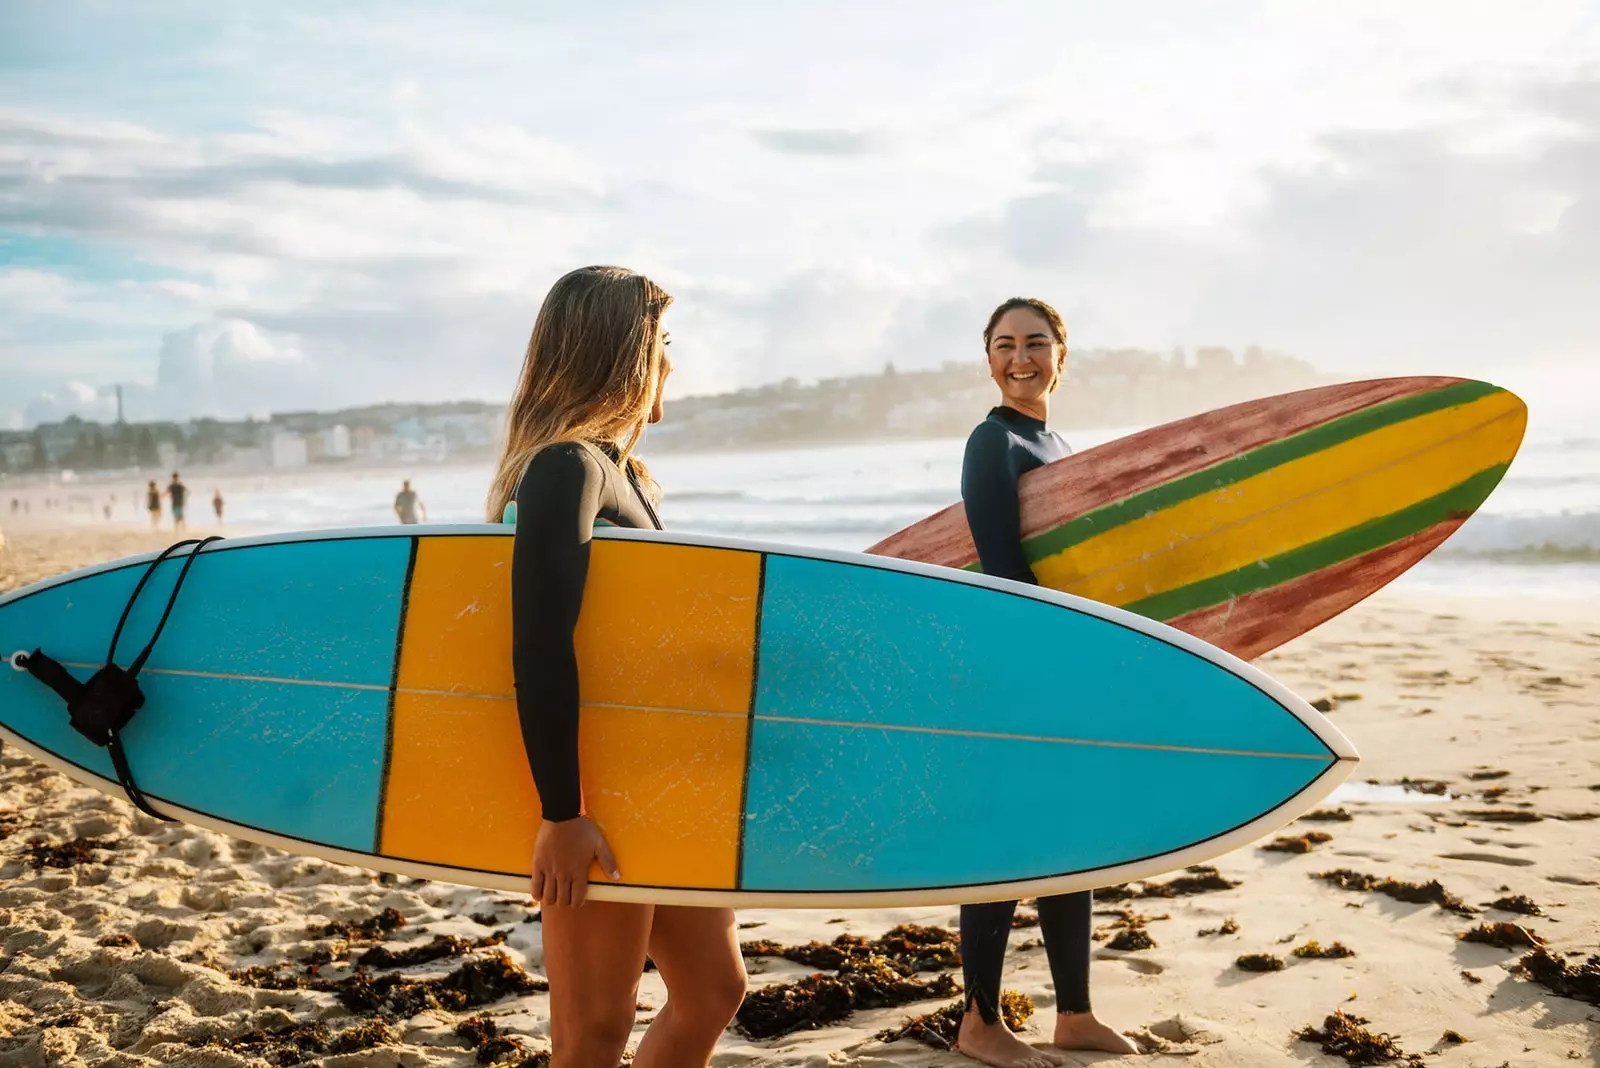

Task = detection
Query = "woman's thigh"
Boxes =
[542,900,655,1024]
[647,906,747,1006]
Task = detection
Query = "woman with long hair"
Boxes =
[486,265,747,1067]
[955,297,1141,1066]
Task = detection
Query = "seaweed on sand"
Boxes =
[1312,869,1477,915]
[1261,831,1333,853]
[1513,949,1600,1006]
[25,836,118,870]
[1292,940,1356,959]
[357,931,510,969]
[1235,954,1284,972]
[1096,866,1240,902]
[1486,894,1543,916]
[1300,808,1353,822]
[229,951,547,1018]
[1108,928,1157,951]
[1459,923,1544,950]
[741,924,961,974]
[456,1014,529,1064]
[878,991,1035,1050]
[313,907,407,941]
[187,1020,399,1066]
[1293,1011,1423,1065]
[735,954,960,1040]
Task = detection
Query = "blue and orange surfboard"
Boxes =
[0,527,1354,906]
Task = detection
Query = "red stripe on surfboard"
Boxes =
[1162,517,1468,661]
[866,376,1460,569]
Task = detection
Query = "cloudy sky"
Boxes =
[2,0,1598,428]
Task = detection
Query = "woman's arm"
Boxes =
[510,441,605,821]
[961,421,1038,585]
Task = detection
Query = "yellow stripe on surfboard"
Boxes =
[1034,389,1526,606]
[379,537,760,889]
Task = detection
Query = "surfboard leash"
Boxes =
[14,536,224,822]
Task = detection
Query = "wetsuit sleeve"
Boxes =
[511,442,606,822]
[961,421,1037,585]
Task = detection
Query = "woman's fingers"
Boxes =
[595,839,621,882]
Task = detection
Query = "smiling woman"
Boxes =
[955,296,1141,1064]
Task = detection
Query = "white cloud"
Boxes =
[23,381,120,426]
[2,3,1600,427]
[145,320,315,421]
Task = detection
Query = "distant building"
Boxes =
[271,432,308,469]
[1194,347,1238,374]
[885,398,949,436]
[321,424,352,460]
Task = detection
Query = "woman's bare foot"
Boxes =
[957,1009,1065,1068]
[1053,1010,1142,1054]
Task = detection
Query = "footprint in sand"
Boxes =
[1095,951,1164,975]
[1437,852,1536,867]
[1466,837,1531,849]
[1148,1014,1225,1046]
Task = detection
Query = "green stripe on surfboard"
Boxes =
[1008,379,1505,567]
[1117,463,1510,621]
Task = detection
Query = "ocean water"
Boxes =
[218,418,1600,600]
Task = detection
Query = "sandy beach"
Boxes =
[1,528,1597,1067]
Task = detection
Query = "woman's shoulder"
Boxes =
[516,439,615,495]
[963,412,1014,454]
[523,439,607,472]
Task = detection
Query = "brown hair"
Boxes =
[486,265,671,522]
[982,296,1068,390]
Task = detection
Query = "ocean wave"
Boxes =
[668,488,958,509]
[1439,510,1600,560]
[662,490,750,503]
[681,514,925,537]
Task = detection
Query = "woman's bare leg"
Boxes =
[632,905,747,1068]
[542,899,654,1068]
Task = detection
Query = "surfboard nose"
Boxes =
[735,555,1352,897]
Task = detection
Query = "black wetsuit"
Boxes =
[510,441,661,822]
[958,405,1094,1021]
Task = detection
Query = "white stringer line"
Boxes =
[41,659,1334,763]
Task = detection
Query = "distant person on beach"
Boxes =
[213,489,225,523]
[167,472,189,532]
[486,266,743,1066]
[146,481,161,529]
[955,297,1140,1065]
[393,480,426,524]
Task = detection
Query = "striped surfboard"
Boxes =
[868,377,1526,661]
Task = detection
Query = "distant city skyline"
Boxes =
[0,344,1328,475]
[4,3,1599,430]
